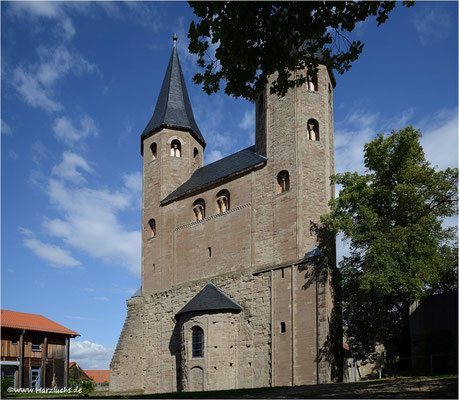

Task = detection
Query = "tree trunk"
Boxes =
[399,301,412,372]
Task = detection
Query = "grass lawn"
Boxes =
[4,375,458,399]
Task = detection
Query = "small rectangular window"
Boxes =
[31,336,41,351]
[12,336,18,345]
[280,322,286,333]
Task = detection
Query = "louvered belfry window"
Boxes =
[192,326,204,358]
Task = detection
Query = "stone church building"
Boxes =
[110,37,340,393]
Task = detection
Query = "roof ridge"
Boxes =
[161,146,267,204]
[200,145,264,170]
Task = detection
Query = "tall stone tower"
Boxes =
[111,38,340,393]
[252,67,337,386]
[140,36,206,294]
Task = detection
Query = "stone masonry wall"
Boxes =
[110,296,146,392]
[111,269,271,393]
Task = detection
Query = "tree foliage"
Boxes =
[321,127,458,361]
[188,1,413,101]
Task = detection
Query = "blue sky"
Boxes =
[1,2,457,370]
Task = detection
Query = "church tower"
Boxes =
[140,35,206,294]
[254,66,335,263]
[252,67,337,386]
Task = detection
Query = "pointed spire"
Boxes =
[141,36,205,153]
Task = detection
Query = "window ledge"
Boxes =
[276,191,290,197]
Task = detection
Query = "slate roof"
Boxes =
[175,283,243,317]
[162,146,266,204]
[1,309,79,336]
[304,245,324,259]
[141,41,205,153]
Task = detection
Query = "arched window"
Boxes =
[277,170,290,194]
[193,147,199,169]
[192,326,204,358]
[216,189,230,213]
[193,199,205,221]
[151,143,157,160]
[171,139,181,157]
[148,219,156,238]
[307,119,319,141]
[307,73,318,92]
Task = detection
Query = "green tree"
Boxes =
[321,127,458,362]
[188,1,413,101]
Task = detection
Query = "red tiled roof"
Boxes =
[1,310,79,336]
[85,370,109,383]
[69,361,91,380]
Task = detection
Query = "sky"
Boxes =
[1,1,457,370]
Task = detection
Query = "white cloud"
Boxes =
[65,315,93,321]
[9,150,19,160]
[412,7,452,46]
[335,110,380,174]
[70,340,114,370]
[18,227,34,236]
[420,109,458,170]
[239,110,255,132]
[2,119,12,135]
[93,296,109,302]
[31,141,49,166]
[23,237,80,268]
[8,2,64,19]
[52,152,93,184]
[122,2,161,32]
[42,178,141,276]
[335,107,458,178]
[53,115,99,146]
[7,1,87,40]
[205,150,223,164]
[13,66,63,112]
[61,17,76,40]
[123,172,142,194]
[12,46,95,113]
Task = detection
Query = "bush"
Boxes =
[1,377,13,398]
[79,379,94,395]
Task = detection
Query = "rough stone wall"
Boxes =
[111,269,271,393]
[110,296,145,392]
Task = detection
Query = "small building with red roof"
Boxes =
[1,309,79,389]
[85,370,110,385]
